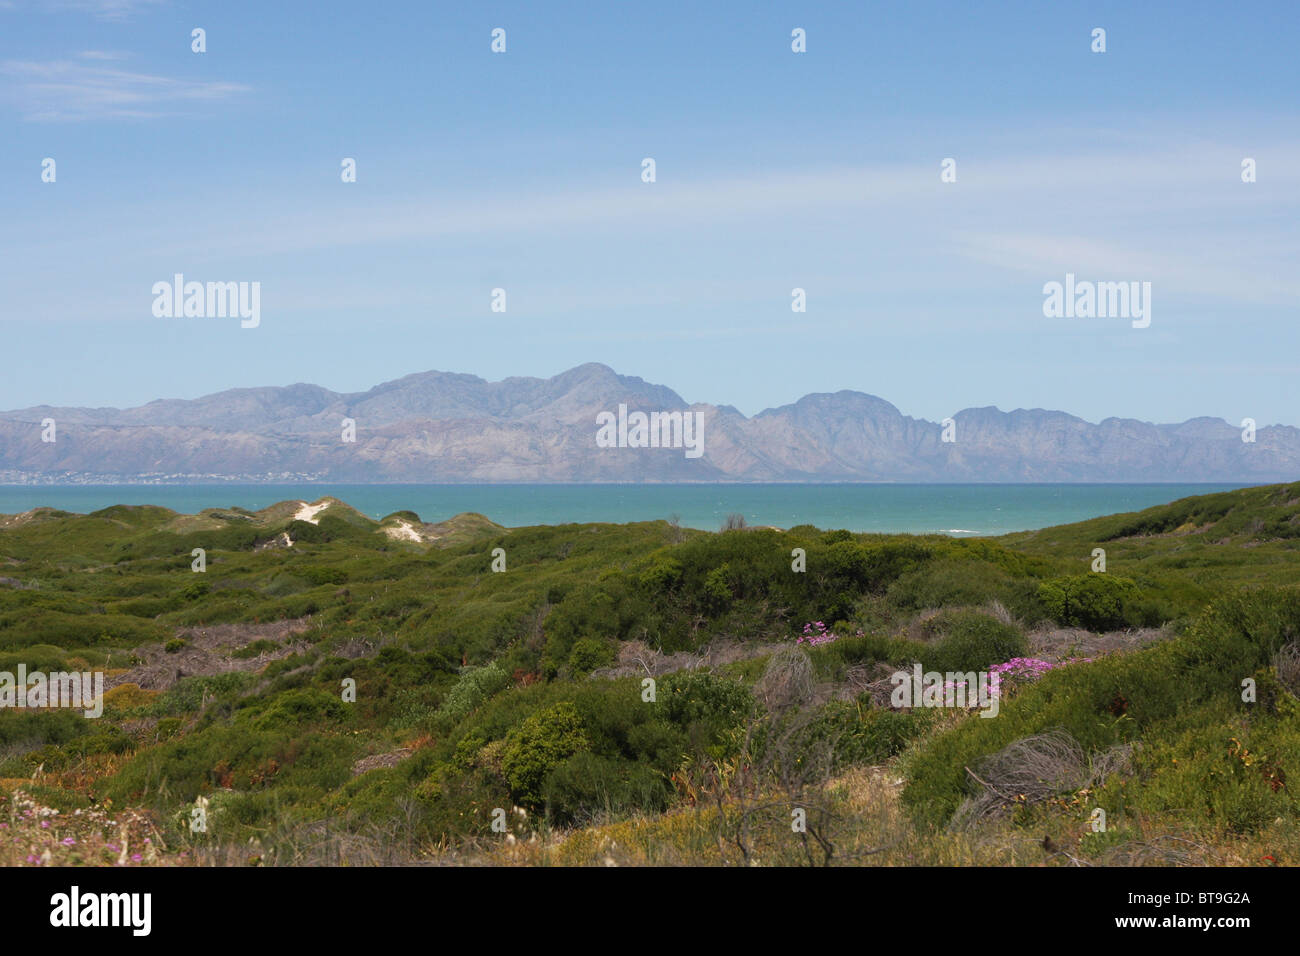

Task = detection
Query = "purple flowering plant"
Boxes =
[796,621,839,647]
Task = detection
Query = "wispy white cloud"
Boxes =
[109,140,1292,311]
[0,57,250,120]
[37,0,166,21]
[950,232,1300,308]
[3,136,1297,322]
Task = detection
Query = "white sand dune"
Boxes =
[383,520,423,543]
[293,500,331,524]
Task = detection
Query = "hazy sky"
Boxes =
[1,0,1297,427]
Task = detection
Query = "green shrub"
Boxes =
[151,672,257,717]
[436,662,510,726]
[803,702,932,770]
[888,558,1015,611]
[0,644,71,673]
[823,541,870,587]
[254,688,350,730]
[659,670,752,730]
[302,567,348,586]
[639,557,683,592]
[542,752,671,823]
[811,631,925,672]
[568,638,614,675]
[502,701,589,808]
[657,670,752,760]
[232,639,279,659]
[925,611,1027,673]
[180,580,209,601]
[861,541,934,589]
[1037,574,1138,630]
[703,564,734,610]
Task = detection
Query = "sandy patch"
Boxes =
[254,531,294,551]
[383,520,423,543]
[293,500,331,524]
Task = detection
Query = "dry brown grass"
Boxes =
[590,637,787,680]
[1027,624,1170,663]
[754,647,815,711]
[951,729,1135,830]
[1274,641,1300,697]
[105,618,314,692]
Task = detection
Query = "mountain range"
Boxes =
[1,363,1296,483]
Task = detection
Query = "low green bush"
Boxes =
[502,701,589,808]
[542,752,671,823]
[924,611,1028,673]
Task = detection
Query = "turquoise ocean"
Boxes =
[0,483,1253,537]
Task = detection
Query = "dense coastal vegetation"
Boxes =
[1,483,1298,866]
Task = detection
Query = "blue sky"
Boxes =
[1,0,1297,427]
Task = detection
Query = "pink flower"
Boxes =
[131,854,142,862]
[795,620,839,646]
[988,656,1095,689]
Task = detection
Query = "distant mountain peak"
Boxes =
[0,365,1294,483]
